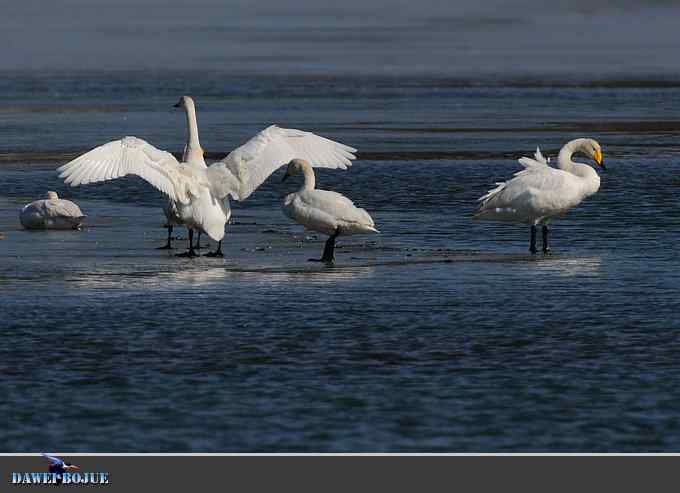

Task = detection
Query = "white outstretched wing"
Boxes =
[206,125,356,201]
[58,137,199,204]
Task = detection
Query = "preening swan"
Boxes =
[20,191,86,230]
[475,138,605,253]
[58,96,356,257]
[281,159,378,264]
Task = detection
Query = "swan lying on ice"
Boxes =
[20,191,86,230]
[475,138,605,253]
[58,96,356,257]
[281,158,378,264]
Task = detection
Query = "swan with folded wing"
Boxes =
[281,158,378,264]
[475,138,605,253]
[58,96,356,257]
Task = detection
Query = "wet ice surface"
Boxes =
[3,71,680,451]
[3,156,680,452]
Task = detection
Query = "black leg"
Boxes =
[194,231,202,251]
[157,225,173,250]
[542,225,551,254]
[176,228,198,257]
[205,240,224,258]
[320,235,336,263]
[529,225,537,254]
[309,228,340,264]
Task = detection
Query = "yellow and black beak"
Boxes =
[594,149,606,171]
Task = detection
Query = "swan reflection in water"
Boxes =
[226,264,376,287]
[67,264,376,290]
[530,256,603,277]
[67,266,230,290]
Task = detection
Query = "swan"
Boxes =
[19,191,86,230]
[57,96,356,257]
[158,96,211,253]
[475,138,605,253]
[281,158,378,264]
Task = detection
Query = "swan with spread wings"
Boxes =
[58,96,356,257]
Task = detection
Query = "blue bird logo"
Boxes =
[41,453,79,485]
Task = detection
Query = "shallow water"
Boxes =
[2,74,680,452]
[3,1,680,451]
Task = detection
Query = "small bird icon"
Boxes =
[42,453,79,485]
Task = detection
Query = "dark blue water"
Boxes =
[3,1,680,452]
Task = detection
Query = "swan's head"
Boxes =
[173,95,195,111]
[281,159,311,182]
[579,138,605,170]
[46,191,59,200]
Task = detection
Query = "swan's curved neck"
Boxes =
[556,139,585,173]
[557,138,600,195]
[299,163,316,192]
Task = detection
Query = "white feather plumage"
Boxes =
[476,139,603,226]
[20,192,86,230]
[58,97,356,244]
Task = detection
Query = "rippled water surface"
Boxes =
[3,1,680,452]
